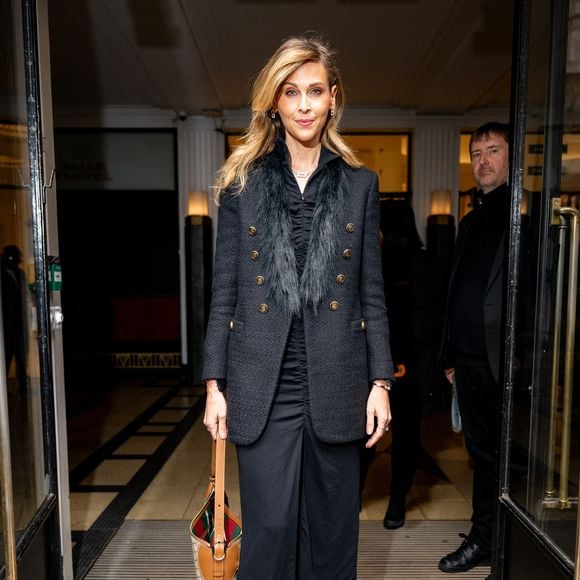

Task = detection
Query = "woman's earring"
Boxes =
[271,110,276,119]
[330,109,335,117]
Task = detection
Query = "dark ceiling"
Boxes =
[48,0,516,117]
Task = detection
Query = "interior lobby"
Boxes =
[4,0,580,579]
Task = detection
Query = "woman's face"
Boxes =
[275,61,336,149]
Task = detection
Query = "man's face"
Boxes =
[470,133,509,193]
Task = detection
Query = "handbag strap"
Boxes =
[210,436,217,485]
[212,437,227,562]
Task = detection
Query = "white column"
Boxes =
[177,116,225,364]
[412,125,461,242]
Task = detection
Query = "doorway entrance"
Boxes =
[497,0,580,578]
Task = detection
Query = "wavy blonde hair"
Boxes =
[214,35,362,201]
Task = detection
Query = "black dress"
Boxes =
[235,144,361,580]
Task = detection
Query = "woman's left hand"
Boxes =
[365,383,392,448]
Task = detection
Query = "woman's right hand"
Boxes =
[204,380,228,440]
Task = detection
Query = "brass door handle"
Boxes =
[546,200,580,509]
[556,206,579,508]
[545,213,566,500]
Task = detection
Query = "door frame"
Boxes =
[0,0,72,578]
[495,0,576,578]
[35,0,73,575]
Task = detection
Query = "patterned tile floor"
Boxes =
[67,376,476,578]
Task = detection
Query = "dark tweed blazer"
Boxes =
[202,150,394,445]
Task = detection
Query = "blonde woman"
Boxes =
[203,35,394,579]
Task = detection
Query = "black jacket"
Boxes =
[445,184,508,382]
[202,148,394,445]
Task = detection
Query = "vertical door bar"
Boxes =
[35,0,74,573]
[557,206,580,507]
[21,0,58,496]
[528,0,570,515]
[495,0,532,576]
[21,0,62,576]
[545,217,566,500]
[0,291,18,579]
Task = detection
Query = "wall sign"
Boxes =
[55,130,175,191]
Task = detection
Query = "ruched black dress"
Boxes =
[235,142,361,580]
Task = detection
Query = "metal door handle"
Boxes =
[545,200,580,509]
[556,205,579,508]
[545,212,566,499]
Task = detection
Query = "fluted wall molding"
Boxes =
[177,116,225,364]
[413,126,461,243]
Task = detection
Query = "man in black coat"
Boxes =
[439,122,510,575]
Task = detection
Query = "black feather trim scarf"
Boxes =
[254,154,345,316]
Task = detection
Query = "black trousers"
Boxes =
[454,363,500,551]
[388,379,422,497]
[236,356,360,579]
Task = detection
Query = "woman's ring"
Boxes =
[381,426,389,431]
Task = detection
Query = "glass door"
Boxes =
[0,0,67,578]
[497,0,580,578]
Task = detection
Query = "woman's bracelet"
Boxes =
[372,380,392,391]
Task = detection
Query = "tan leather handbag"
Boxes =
[190,437,242,579]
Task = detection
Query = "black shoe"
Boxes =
[438,534,491,573]
[383,495,406,530]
